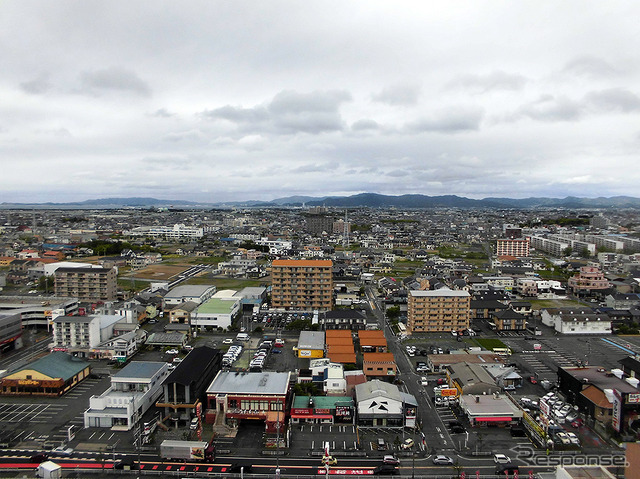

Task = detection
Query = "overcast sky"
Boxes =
[2,1,639,203]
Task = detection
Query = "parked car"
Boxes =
[401,438,414,450]
[165,349,179,355]
[566,432,580,445]
[571,418,584,428]
[222,338,233,344]
[420,377,429,386]
[432,455,453,465]
[529,376,537,384]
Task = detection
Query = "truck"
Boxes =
[160,440,215,462]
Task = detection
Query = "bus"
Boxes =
[493,347,512,357]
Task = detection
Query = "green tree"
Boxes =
[386,306,401,321]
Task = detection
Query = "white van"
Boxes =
[236,333,250,341]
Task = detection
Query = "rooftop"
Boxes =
[197,298,236,315]
[206,371,290,395]
[114,361,166,380]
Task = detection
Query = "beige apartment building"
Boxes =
[270,259,333,311]
[496,238,530,257]
[407,288,470,334]
[54,267,117,301]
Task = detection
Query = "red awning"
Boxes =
[474,416,512,422]
[291,414,334,419]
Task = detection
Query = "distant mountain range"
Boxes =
[3,194,640,209]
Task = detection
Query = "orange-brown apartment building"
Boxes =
[270,259,333,311]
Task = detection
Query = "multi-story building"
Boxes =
[54,267,117,301]
[270,259,333,311]
[529,235,570,257]
[52,314,126,357]
[568,266,610,296]
[496,238,530,258]
[407,288,470,334]
[84,361,170,429]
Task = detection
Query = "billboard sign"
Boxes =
[612,389,622,432]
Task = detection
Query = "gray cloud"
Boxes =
[584,88,640,113]
[511,89,640,122]
[372,84,421,106]
[351,119,380,131]
[405,106,484,133]
[202,89,351,135]
[562,56,618,78]
[513,95,583,122]
[446,70,527,93]
[78,67,151,97]
[20,75,52,95]
[151,108,176,118]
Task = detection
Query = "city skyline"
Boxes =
[2,1,639,203]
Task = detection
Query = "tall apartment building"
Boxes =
[407,288,470,334]
[270,259,333,311]
[54,267,117,301]
[496,238,530,258]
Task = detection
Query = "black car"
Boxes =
[228,463,253,473]
[374,465,399,475]
[451,425,466,434]
[114,458,139,470]
[495,465,519,475]
[30,454,49,463]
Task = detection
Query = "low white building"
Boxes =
[191,297,240,330]
[540,308,612,335]
[164,285,217,306]
[53,314,126,354]
[84,361,170,430]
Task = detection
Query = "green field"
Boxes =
[183,277,267,289]
[474,338,508,351]
[528,299,584,309]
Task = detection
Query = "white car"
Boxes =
[420,377,429,386]
[52,446,74,456]
[165,349,179,355]
[493,454,511,464]
[222,338,233,344]
[566,432,580,445]
[555,432,571,445]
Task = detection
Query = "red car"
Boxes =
[529,376,537,384]
[571,418,584,428]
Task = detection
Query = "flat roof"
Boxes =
[562,366,638,394]
[272,259,332,267]
[197,298,236,314]
[298,331,325,350]
[166,285,215,298]
[114,361,166,380]
[410,289,470,298]
[206,371,290,396]
[460,394,523,417]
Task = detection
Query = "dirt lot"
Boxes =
[129,264,192,280]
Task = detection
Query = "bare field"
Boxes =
[129,264,191,280]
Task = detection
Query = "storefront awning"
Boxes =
[291,414,334,419]
[474,416,513,422]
